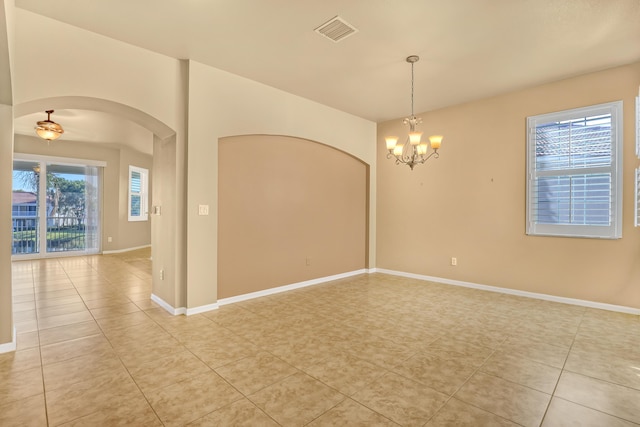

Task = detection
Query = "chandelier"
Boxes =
[385,55,442,170]
[35,110,64,142]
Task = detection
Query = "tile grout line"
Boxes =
[422,346,510,426]
[11,254,640,426]
[12,253,159,425]
[179,309,389,425]
[541,309,640,425]
[152,314,282,425]
[31,260,52,427]
[60,255,165,426]
[88,290,167,425]
[44,255,116,427]
[424,316,571,427]
[537,306,586,426]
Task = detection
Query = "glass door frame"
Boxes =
[12,153,105,260]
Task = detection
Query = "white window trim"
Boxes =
[636,95,640,227]
[526,101,623,239]
[636,95,640,158]
[128,165,148,222]
[15,153,107,168]
[635,167,640,228]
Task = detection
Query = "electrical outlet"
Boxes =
[107,236,112,243]
[306,257,311,266]
[451,257,457,266]
[160,269,164,280]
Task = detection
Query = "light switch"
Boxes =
[198,204,209,215]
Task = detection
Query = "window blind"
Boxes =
[526,101,622,239]
[130,171,142,217]
[128,166,148,221]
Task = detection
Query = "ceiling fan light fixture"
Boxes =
[35,110,64,142]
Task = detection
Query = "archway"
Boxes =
[15,97,174,139]
[13,96,180,309]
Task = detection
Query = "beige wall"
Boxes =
[117,146,153,250]
[0,104,14,347]
[151,135,179,306]
[218,135,367,299]
[14,135,152,252]
[0,0,14,349]
[10,9,376,313]
[186,60,376,310]
[14,9,183,132]
[12,2,636,316]
[377,62,640,309]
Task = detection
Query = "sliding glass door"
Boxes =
[12,157,101,257]
[11,160,41,255]
[44,163,100,254]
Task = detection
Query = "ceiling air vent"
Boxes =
[314,16,358,43]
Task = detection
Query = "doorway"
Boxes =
[12,156,102,258]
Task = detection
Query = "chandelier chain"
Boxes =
[410,61,414,117]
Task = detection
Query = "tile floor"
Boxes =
[3,250,640,426]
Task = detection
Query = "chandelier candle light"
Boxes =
[35,110,64,142]
[385,55,442,170]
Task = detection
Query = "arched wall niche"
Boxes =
[218,134,369,299]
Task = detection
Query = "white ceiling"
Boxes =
[12,0,640,147]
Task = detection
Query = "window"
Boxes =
[12,157,103,256]
[526,101,622,239]
[128,166,148,221]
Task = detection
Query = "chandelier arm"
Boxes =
[421,151,439,163]
[389,146,440,167]
[395,154,408,165]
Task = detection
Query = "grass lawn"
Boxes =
[13,227,86,253]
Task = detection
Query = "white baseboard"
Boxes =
[375,269,640,315]
[0,327,17,354]
[151,294,186,315]
[218,269,369,306]
[150,295,219,316]
[151,267,637,317]
[186,303,219,316]
[151,270,368,316]
[103,244,151,255]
